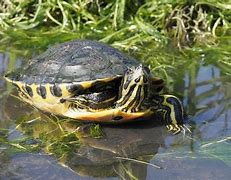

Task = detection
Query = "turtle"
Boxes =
[5,39,186,133]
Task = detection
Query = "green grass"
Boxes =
[0,0,230,51]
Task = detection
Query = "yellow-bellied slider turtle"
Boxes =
[5,40,186,133]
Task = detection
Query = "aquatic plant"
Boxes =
[0,0,230,51]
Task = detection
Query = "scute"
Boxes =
[6,40,139,84]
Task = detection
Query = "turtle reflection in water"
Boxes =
[67,122,168,178]
[25,118,169,179]
[5,40,187,133]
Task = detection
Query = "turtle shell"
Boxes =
[6,40,139,84]
[5,40,165,123]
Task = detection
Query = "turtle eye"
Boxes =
[144,66,151,74]
[135,77,141,83]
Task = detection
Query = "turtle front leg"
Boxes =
[151,94,187,134]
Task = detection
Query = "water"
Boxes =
[0,47,230,180]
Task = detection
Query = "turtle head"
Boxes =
[127,64,151,85]
[116,64,152,113]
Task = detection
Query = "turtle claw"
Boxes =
[165,124,191,135]
[183,124,192,133]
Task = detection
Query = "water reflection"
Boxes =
[0,51,230,179]
[185,63,231,139]
[20,118,168,179]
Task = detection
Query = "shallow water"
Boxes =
[0,47,230,180]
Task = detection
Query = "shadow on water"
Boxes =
[0,48,231,179]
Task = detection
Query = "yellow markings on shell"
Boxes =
[13,81,33,105]
[65,107,152,122]
[31,84,40,99]
[78,81,93,89]
[44,84,52,97]
[12,82,70,116]
[12,81,62,105]
[14,81,27,93]
[59,83,72,97]
[43,84,62,103]
[98,76,119,83]
[7,76,128,121]
[81,77,117,88]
